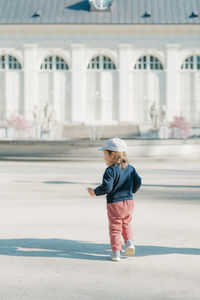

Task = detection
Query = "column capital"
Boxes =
[165,44,180,50]
[70,44,85,49]
[118,44,131,49]
[23,44,37,49]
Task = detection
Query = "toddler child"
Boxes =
[87,137,142,262]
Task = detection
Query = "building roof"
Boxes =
[0,0,200,25]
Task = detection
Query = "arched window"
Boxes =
[86,55,118,122]
[0,55,22,121]
[180,55,200,123]
[181,55,200,70]
[134,55,163,70]
[87,56,116,70]
[40,56,69,70]
[132,55,165,124]
[39,55,70,122]
[0,55,22,70]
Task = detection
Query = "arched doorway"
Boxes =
[39,56,70,122]
[180,55,200,123]
[86,55,118,123]
[132,55,165,124]
[0,55,22,120]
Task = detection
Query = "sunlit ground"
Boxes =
[0,159,199,300]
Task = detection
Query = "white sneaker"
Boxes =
[125,240,135,256]
[110,251,121,262]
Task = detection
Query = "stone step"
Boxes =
[0,139,199,159]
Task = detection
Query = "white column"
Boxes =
[5,71,11,118]
[118,44,132,123]
[23,44,38,119]
[166,44,180,121]
[0,72,6,120]
[71,44,85,123]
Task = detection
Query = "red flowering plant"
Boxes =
[7,113,30,132]
[169,116,192,138]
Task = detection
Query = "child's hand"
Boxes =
[87,187,95,196]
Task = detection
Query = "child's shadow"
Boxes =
[0,239,111,261]
[136,245,200,256]
[0,239,199,260]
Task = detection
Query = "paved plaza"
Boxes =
[0,158,199,300]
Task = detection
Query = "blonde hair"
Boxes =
[107,150,129,169]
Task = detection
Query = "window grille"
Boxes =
[150,56,163,70]
[40,56,69,70]
[88,56,116,70]
[8,55,22,70]
[197,56,200,70]
[134,56,147,70]
[181,55,200,70]
[0,55,21,70]
[134,55,163,70]
[0,55,5,69]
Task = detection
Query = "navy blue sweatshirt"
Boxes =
[94,164,142,203]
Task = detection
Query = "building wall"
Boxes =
[0,24,200,125]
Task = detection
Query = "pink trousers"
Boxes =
[106,200,134,251]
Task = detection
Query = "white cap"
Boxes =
[98,137,128,152]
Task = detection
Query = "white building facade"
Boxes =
[0,0,200,135]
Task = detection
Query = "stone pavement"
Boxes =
[0,158,199,300]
